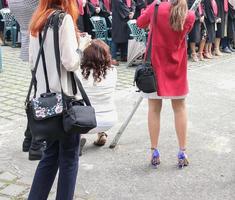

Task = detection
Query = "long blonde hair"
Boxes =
[170,0,188,31]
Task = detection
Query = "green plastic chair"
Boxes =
[127,19,147,44]
[90,16,111,46]
[0,8,18,47]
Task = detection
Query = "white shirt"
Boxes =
[81,67,118,127]
[29,14,82,98]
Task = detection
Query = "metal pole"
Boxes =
[109,96,143,149]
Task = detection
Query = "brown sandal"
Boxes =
[94,132,108,146]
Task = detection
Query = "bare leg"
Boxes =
[148,99,162,149]
[171,99,187,150]
[208,43,214,58]
[204,43,212,59]
[198,39,206,61]
[190,42,198,62]
[214,38,223,56]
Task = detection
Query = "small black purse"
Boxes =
[52,12,97,135]
[134,3,159,93]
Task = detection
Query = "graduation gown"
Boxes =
[111,0,136,43]
[216,0,227,38]
[188,0,201,43]
[204,0,217,42]
[134,0,146,19]
[228,4,235,39]
[88,0,110,18]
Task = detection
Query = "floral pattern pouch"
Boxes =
[31,93,63,120]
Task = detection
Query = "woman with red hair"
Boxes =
[27,0,86,199]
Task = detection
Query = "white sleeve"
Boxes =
[59,14,81,72]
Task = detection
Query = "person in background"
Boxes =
[0,0,9,43]
[111,0,136,66]
[197,2,208,61]
[88,0,110,18]
[134,0,146,19]
[8,0,45,161]
[27,0,89,198]
[222,0,235,52]
[227,0,235,49]
[188,0,204,62]
[137,0,195,168]
[79,39,117,155]
[203,0,217,59]
[77,0,87,32]
[214,0,226,55]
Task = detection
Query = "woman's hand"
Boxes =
[129,12,134,19]
[200,16,204,23]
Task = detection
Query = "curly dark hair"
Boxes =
[81,39,112,82]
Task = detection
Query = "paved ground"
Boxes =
[0,46,235,200]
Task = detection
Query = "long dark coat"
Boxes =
[134,0,146,19]
[188,0,202,43]
[111,0,136,43]
[216,0,227,38]
[228,4,235,40]
[203,0,217,42]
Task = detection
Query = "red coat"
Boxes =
[137,2,195,96]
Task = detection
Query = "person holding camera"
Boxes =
[27,0,90,199]
[137,0,195,168]
[111,0,136,66]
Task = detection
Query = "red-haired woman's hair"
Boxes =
[30,0,79,37]
[170,0,188,31]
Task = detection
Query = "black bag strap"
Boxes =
[145,3,159,64]
[25,14,55,105]
[52,12,92,107]
[39,33,50,93]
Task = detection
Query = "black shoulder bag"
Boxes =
[25,11,66,141]
[25,11,97,141]
[52,12,97,135]
[134,3,159,93]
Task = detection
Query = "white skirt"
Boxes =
[141,92,187,100]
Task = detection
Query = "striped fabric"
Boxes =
[8,0,39,61]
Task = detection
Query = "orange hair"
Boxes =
[30,0,79,37]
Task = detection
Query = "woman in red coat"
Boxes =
[137,0,195,168]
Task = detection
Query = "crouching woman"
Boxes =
[79,39,118,154]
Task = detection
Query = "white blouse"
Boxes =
[29,14,82,98]
[81,67,118,127]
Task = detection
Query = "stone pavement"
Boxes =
[0,46,235,200]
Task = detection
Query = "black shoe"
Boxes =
[22,137,32,152]
[222,47,232,54]
[228,46,235,52]
[79,138,87,157]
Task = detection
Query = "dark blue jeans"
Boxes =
[28,134,80,200]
